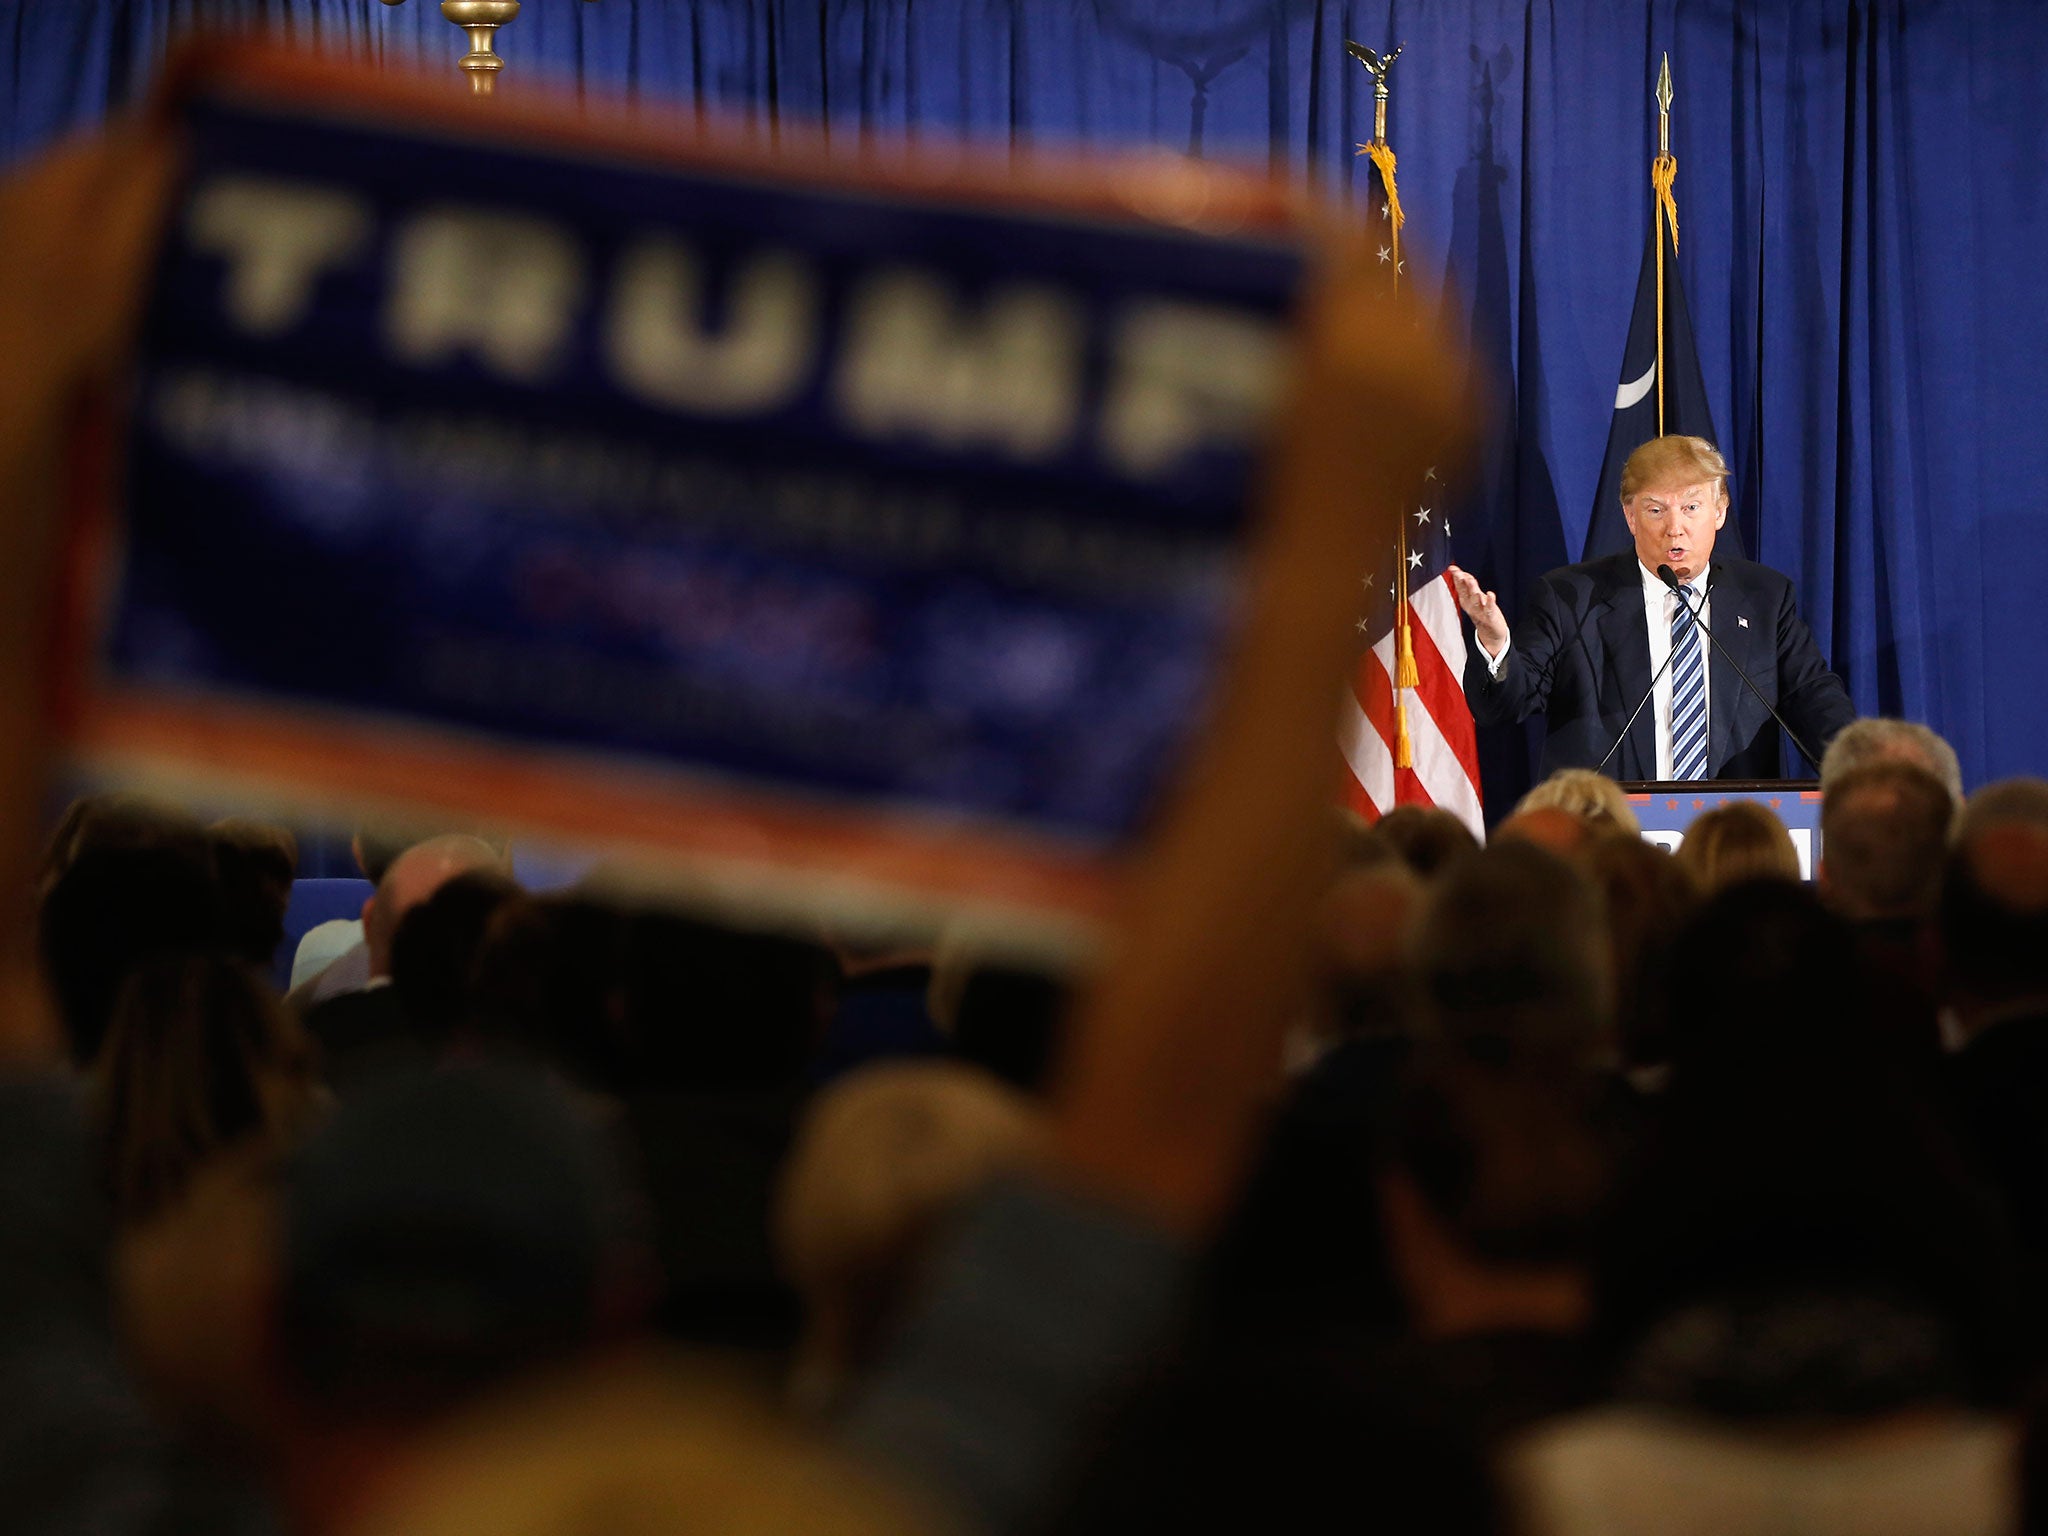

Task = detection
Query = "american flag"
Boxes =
[1339,79,1484,836]
[1339,463,1485,836]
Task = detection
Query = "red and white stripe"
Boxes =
[1339,571,1484,837]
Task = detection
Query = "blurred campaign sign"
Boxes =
[65,49,1310,940]
[1625,780,1824,880]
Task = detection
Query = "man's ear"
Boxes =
[359,893,375,926]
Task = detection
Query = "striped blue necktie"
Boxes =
[1670,583,1708,780]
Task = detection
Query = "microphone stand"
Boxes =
[1596,631,1681,774]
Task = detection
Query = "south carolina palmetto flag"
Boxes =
[1581,63,1739,562]
[1336,118,1483,835]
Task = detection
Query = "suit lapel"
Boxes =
[1704,564,1750,776]
[1593,556,1656,781]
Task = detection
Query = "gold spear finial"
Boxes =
[1656,52,1673,156]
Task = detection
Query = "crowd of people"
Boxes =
[4,712,2048,1535]
[3,107,2044,1536]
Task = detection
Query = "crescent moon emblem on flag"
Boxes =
[1615,360,1657,410]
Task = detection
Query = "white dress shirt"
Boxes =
[289,917,363,990]
[1642,561,1711,781]
[1479,559,1712,779]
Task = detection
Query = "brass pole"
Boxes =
[447,3,517,96]
[380,0,598,96]
[1654,53,1673,434]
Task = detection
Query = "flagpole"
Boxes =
[1368,66,1402,297]
[1653,53,1676,436]
[1348,41,1419,766]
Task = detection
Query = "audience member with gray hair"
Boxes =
[1819,717,1964,804]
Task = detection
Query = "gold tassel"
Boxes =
[1394,693,1415,769]
[1359,139,1407,294]
[1362,140,1407,236]
[1651,153,1679,250]
[1651,153,1677,433]
[1395,616,1420,690]
[1393,518,1420,690]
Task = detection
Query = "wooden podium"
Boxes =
[1620,780,1823,878]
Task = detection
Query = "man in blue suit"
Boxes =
[1447,436,1855,782]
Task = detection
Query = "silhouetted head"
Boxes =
[40,840,229,1066]
[1409,840,1612,1069]
[279,1063,633,1426]
[209,818,299,967]
[1820,761,1953,922]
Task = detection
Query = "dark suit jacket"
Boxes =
[1463,551,1856,780]
[302,985,429,1091]
[1945,1010,2048,1258]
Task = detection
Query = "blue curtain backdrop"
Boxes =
[4,0,2043,805]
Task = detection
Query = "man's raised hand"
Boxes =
[1446,564,1508,657]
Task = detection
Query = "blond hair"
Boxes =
[1676,802,1800,893]
[1516,768,1643,836]
[1620,435,1729,504]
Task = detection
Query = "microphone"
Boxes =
[1657,564,1823,771]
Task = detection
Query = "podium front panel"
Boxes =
[1620,781,1823,879]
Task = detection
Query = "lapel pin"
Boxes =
[1738,615,1749,628]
